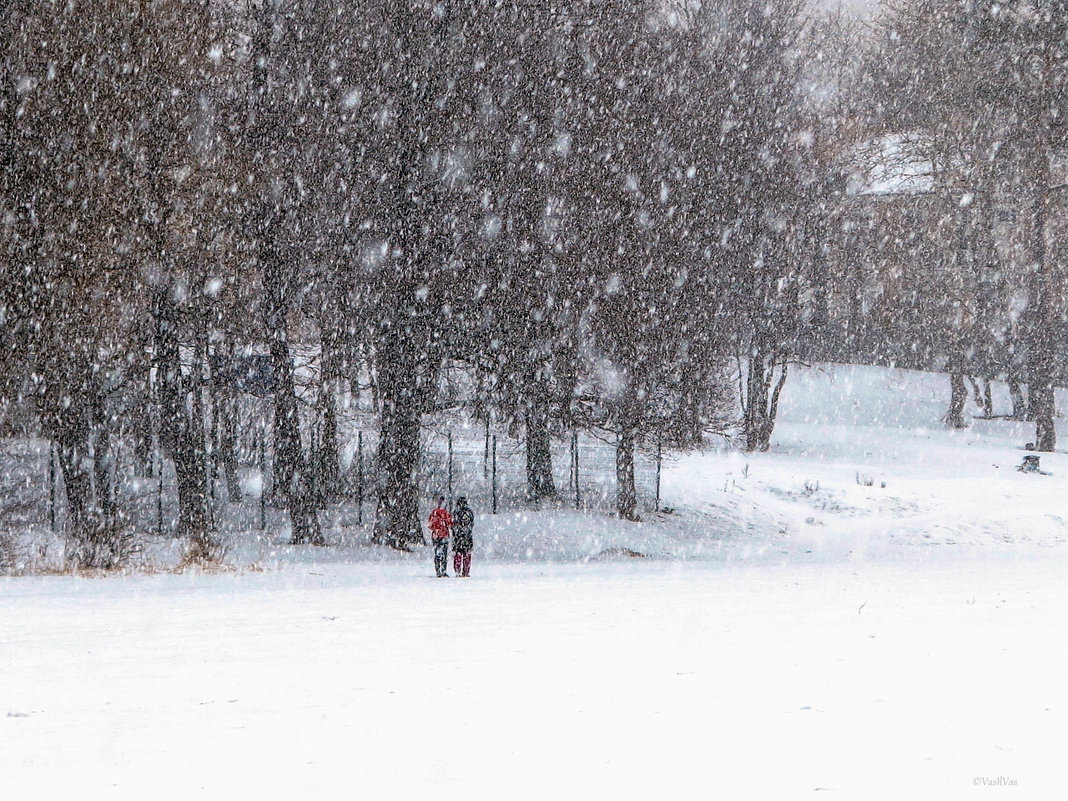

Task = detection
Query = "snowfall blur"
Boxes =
[0,0,1065,569]
[5,3,1068,798]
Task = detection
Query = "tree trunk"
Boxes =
[1027,150,1056,452]
[268,334,323,546]
[55,436,92,537]
[50,404,104,564]
[372,335,424,549]
[212,341,241,501]
[256,227,323,544]
[316,396,341,504]
[946,372,968,429]
[614,383,640,521]
[369,361,380,414]
[525,389,556,501]
[132,355,154,478]
[1031,370,1056,451]
[155,290,216,561]
[744,347,787,453]
[191,337,211,526]
[678,361,705,448]
[615,421,639,522]
[316,332,342,503]
[744,354,768,452]
[973,377,994,418]
[1009,379,1028,420]
[173,435,213,558]
[218,384,242,503]
[91,403,114,524]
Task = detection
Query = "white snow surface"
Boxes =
[3,363,1067,799]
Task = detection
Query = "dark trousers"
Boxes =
[433,539,449,576]
[453,550,471,577]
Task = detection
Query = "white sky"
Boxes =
[820,0,881,17]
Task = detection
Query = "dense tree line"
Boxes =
[0,0,817,566]
[6,0,1061,568]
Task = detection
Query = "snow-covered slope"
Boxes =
[663,363,1068,563]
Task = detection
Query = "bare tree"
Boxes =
[2,0,224,565]
[871,0,1068,449]
[693,0,814,453]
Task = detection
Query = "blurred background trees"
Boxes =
[2,0,1066,564]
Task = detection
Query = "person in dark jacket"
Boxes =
[428,496,453,577]
[452,496,474,577]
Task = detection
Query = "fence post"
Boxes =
[568,432,574,498]
[110,441,118,526]
[156,449,164,538]
[491,435,498,515]
[49,441,56,532]
[309,424,318,509]
[572,431,581,510]
[210,384,220,505]
[655,438,662,513]
[357,430,364,526]
[259,426,267,531]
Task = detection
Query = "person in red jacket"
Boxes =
[428,496,453,577]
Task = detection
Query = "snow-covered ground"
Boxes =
[3,363,1066,799]
[664,364,1068,562]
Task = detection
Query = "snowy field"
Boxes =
[4,363,1068,799]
